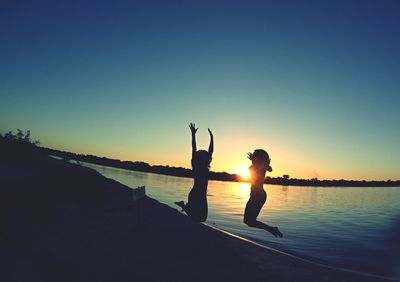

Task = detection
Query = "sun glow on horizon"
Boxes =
[232,164,251,180]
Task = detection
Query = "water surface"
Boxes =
[82,162,400,278]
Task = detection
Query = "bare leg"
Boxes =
[244,219,283,238]
[244,192,283,238]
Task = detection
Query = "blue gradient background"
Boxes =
[1,0,399,180]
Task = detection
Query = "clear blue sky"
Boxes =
[1,0,399,180]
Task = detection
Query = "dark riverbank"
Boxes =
[41,146,400,187]
[0,136,387,281]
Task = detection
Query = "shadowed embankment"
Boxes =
[0,145,387,281]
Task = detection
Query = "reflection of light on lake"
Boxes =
[238,182,250,199]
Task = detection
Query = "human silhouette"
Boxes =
[244,149,283,238]
[175,123,213,222]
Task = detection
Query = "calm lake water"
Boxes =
[82,162,400,279]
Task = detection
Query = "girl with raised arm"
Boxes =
[244,149,283,238]
[175,123,213,222]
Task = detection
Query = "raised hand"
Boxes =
[208,128,214,156]
[247,152,253,160]
[189,123,198,135]
[190,122,198,155]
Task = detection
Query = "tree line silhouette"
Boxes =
[39,147,241,182]
[40,147,399,187]
[1,130,398,187]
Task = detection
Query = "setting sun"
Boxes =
[232,165,251,180]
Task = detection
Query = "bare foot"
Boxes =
[271,226,283,238]
[174,201,185,211]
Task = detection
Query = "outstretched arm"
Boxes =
[189,123,198,159]
[208,128,214,156]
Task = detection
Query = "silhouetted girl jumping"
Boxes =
[175,123,213,222]
[244,149,283,238]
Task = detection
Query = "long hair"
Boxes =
[248,149,272,172]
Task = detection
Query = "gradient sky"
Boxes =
[1,0,399,180]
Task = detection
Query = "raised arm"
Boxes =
[208,128,214,156]
[189,123,198,159]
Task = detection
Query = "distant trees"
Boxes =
[39,147,243,182]
[41,146,400,187]
[2,130,398,187]
[0,129,40,146]
[0,129,41,161]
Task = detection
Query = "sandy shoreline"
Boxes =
[0,153,390,281]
